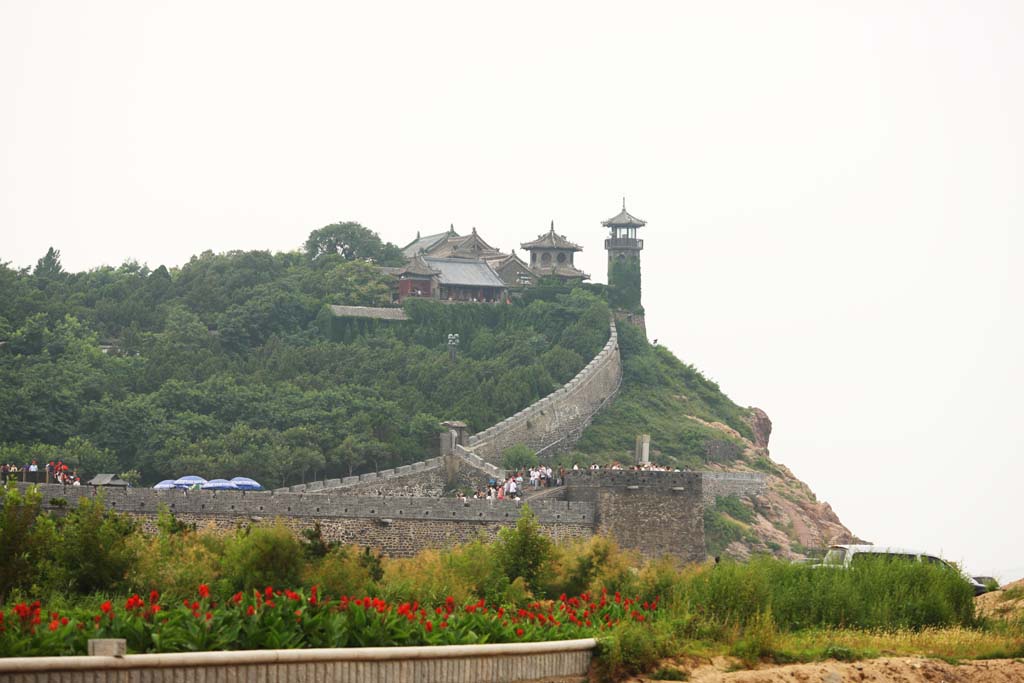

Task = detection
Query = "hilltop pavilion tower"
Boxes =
[602,200,646,330]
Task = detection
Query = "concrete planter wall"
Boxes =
[0,638,597,683]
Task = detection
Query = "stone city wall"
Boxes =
[24,484,595,557]
[701,471,768,503]
[465,321,622,461]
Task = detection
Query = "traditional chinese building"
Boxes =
[520,221,588,282]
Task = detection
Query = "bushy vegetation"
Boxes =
[0,229,609,486]
[3,490,1020,671]
[572,323,753,469]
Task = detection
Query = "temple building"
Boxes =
[393,254,508,303]
[401,226,533,291]
[520,221,588,282]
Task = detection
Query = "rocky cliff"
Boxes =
[701,407,861,560]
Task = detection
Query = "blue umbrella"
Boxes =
[202,479,239,490]
[173,475,207,489]
[152,480,177,490]
[230,477,263,491]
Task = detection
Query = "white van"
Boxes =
[821,544,987,596]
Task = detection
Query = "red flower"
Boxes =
[425,620,433,632]
[515,628,525,638]
[150,590,160,604]
[205,612,213,621]
[198,584,210,599]
[100,601,112,614]
[232,592,243,604]
[246,605,256,617]
[265,586,274,598]
[60,617,69,626]
[49,619,59,631]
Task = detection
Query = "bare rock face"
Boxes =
[744,407,773,449]
[705,406,862,561]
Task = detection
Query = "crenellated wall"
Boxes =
[465,321,622,461]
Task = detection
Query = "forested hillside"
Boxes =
[0,224,608,487]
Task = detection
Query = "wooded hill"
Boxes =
[0,223,754,487]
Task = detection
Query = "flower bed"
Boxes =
[0,586,658,657]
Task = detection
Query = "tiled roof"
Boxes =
[532,263,590,280]
[521,221,583,251]
[329,305,409,321]
[602,201,646,228]
[399,254,440,277]
[423,257,507,288]
[401,230,453,258]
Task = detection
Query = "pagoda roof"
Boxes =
[485,250,533,271]
[602,200,646,228]
[437,228,503,259]
[531,262,590,280]
[398,254,441,277]
[401,228,456,258]
[422,257,507,288]
[520,221,583,251]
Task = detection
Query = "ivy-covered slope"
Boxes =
[570,322,861,560]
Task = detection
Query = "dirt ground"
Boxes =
[617,656,1024,683]
[975,578,1024,621]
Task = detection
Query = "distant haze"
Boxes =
[3,2,1021,579]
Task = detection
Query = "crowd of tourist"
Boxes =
[457,460,681,503]
[0,459,82,485]
[570,461,680,472]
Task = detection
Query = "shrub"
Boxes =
[305,545,379,597]
[220,521,303,591]
[503,444,538,471]
[51,493,138,594]
[0,483,55,602]
[496,506,552,590]
[126,527,222,599]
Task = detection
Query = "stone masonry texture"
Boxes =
[563,470,707,563]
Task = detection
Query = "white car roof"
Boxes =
[830,544,933,556]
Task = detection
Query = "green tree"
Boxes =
[304,222,401,263]
[0,483,55,602]
[496,505,552,590]
[52,493,138,594]
[503,444,538,471]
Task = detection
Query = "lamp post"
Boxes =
[447,333,460,362]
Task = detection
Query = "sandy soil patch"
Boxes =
[618,656,1024,683]
[975,578,1024,621]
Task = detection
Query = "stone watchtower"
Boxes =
[602,200,646,334]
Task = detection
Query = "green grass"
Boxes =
[573,323,754,468]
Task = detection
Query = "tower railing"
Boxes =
[604,238,643,250]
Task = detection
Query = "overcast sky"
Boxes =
[2,1,1022,579]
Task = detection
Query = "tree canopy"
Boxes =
[0,228,610,488]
